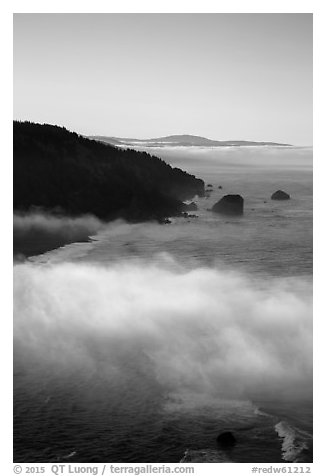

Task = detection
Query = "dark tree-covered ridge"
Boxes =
[14,121,205,221]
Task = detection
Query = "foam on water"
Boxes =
[275,421,312,462]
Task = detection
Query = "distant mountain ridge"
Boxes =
[89,134,292,148]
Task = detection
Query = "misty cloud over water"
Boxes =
[13,212,105,257]
[14,257,312,403]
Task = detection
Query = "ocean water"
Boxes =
[13,146,313,463]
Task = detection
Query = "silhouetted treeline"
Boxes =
[14,121,205,221]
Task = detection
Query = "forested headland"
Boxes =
[14,121,205,221]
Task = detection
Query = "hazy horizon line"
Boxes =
[14,118,313,148]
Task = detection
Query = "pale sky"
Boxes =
[13,13,312,145]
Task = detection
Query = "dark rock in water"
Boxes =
[216,431,237,447]
[212,195,244,215]
[182,201,198,211]
[207,184,213,188]
[218,185,223,189]
[271,190,290,200]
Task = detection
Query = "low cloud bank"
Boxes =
[14,258,312,404]
[13,212,105,257]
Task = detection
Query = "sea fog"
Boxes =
[14,146,313,462]
[143,144,312,176]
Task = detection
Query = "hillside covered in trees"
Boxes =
[13,121,205,221]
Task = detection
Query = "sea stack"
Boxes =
[212,194,244,215]
[216,431,237,447]
[271,190,290,200]
[182,201,198,212]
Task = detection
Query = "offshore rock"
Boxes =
[216,431,237,447]
[271,190,290,200]
[212,194,244,215]
[182,202,198,212]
